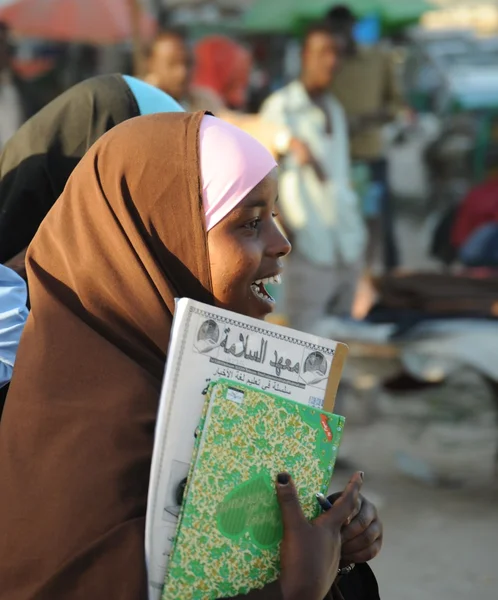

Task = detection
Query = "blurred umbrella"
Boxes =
[298,0,433,24]
[0,0,157,44]
[295,0,378,23]
[244,0,300,33]
[377,0,434,31]
[244,0,433,34]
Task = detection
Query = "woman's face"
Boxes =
[207,169,291,320]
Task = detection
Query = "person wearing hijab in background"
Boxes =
[0,73,184,273]
[193,35,252,111]
[0,73,184,411]
[0,113,382,599]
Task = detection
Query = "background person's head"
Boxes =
[193,36,252,110]
[301,24,341,93]
[325,5,357,55]
[146,30,191,102]
[0,21,11,72]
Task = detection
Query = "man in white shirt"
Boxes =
[260,24,366,333]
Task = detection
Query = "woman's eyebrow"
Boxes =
[240,199,268,210]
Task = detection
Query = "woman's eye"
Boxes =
[245,218,261,230]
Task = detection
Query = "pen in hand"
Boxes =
[315,491,357,576]
[315,492,333,512]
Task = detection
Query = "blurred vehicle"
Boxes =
[403,28,498,114]
[398,29,498,214]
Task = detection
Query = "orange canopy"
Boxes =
[0,0,157,44]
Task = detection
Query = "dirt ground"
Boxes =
[331,416,498,600]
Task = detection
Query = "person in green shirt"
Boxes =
[326,5,401,272]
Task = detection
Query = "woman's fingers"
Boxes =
[340,497,377,544]
[341,519,383,561]
[275,473,308,532]
[341,534,383,564]
[333,472,364,523]
[327,492,362,527]
[320,472,364,530]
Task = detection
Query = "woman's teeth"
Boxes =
[251,284,274,301]
[253,275,282,286]
[250,275,280,303]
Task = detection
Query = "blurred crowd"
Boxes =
[1,5,403,335]
[2,3,498,397]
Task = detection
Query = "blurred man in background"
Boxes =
[0,22,24,150]
[144,30,224,114]
[326,5,401,272]
[261,24,366,334]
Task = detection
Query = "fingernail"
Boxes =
[359,471,364,481]
[277,473,290,485]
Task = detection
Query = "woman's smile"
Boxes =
[250,274,282,309]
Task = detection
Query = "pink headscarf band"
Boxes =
[199,115,277,231]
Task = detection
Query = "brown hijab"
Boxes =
[0,112,214,599]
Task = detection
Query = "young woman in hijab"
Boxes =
[0,73,184,270]
[0,113,382,600]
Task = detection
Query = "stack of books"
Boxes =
[146,299,348,600]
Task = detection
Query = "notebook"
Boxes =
[163,379,346,600]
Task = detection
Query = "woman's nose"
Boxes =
[269,223,291,258]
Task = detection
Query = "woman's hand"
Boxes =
[276,472,363,600]
[328,491,383,565]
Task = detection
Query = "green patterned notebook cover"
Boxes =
[163,379,345,600]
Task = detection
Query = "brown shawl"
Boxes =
[0,112,214,599]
